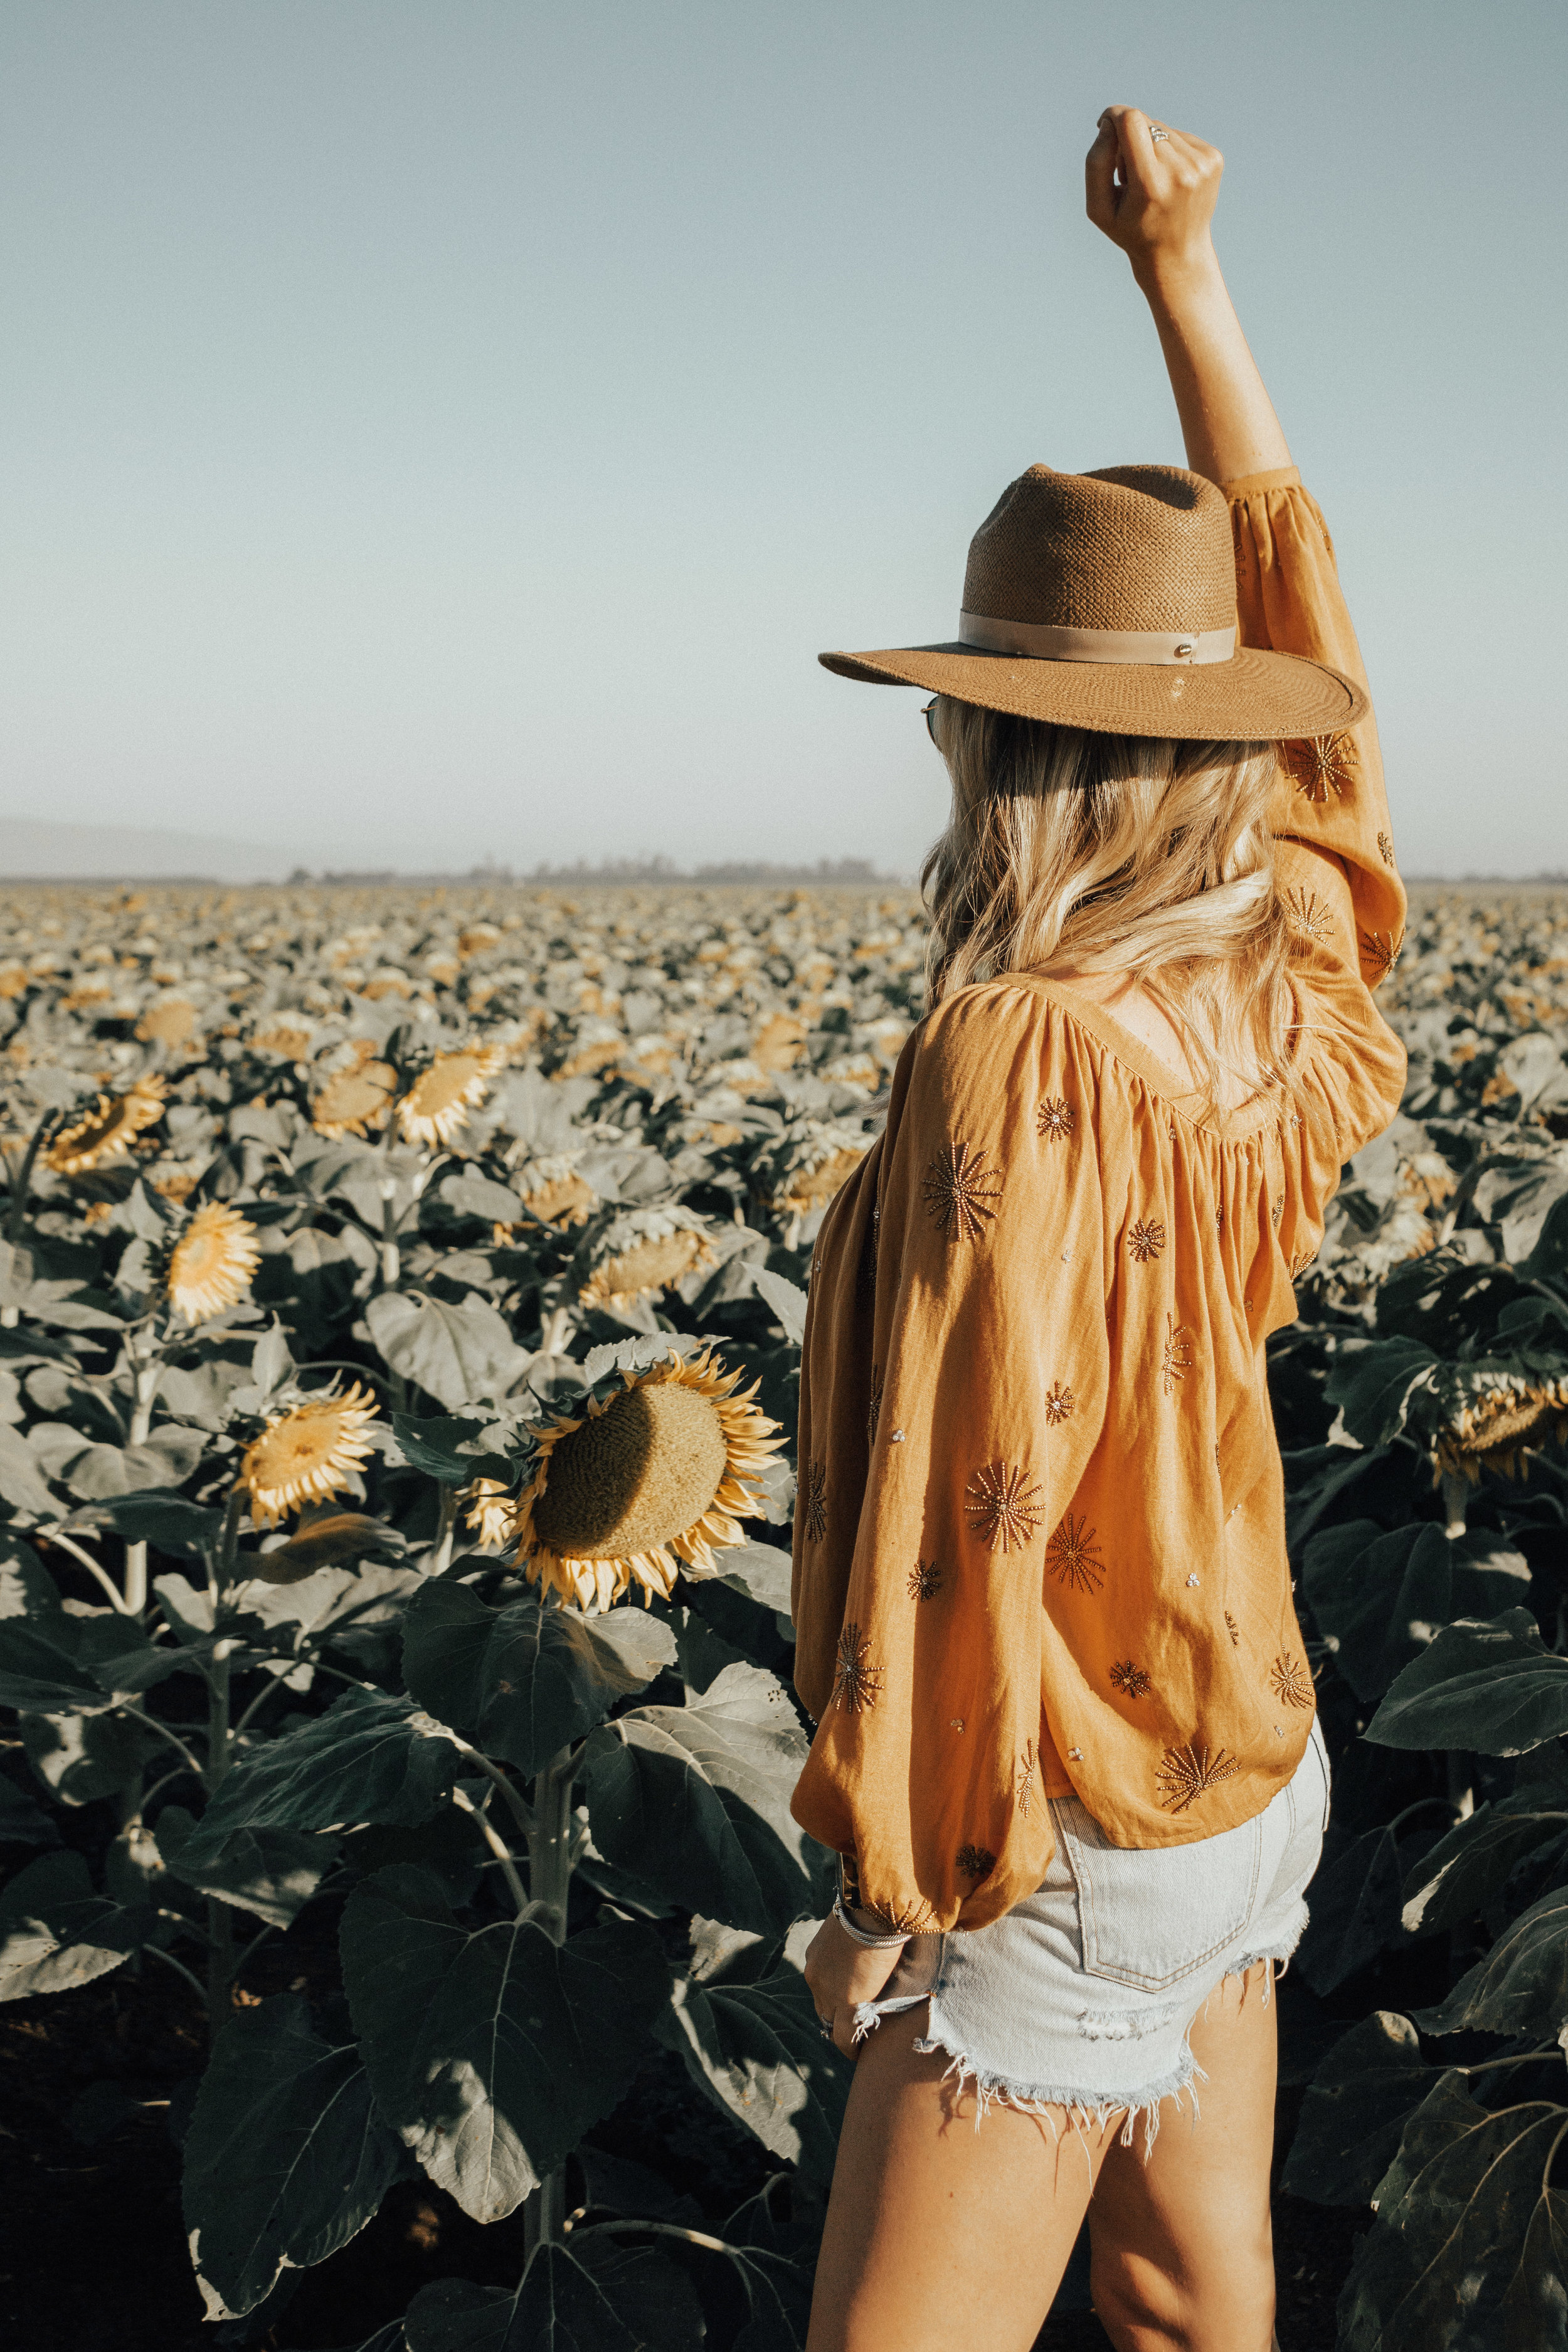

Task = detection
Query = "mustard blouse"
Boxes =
[788,469,1408,1933]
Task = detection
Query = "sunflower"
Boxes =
[46,1076,166,1173]
[396,1046,505,1146]
[513,1343,783,1610]
[242,1382,379,1527]
[252,1023,314,1062]
[761,1127,872,1217]
[310,1045,395,1138]
[166,1203,262,1323]
[462,1476,517,1550]
[516,1157,598,1230]
[137,997,198,1047]
[578,1215,718,1311]
[1434,1380,1568,1486]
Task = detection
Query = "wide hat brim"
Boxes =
[818,640,1368,742]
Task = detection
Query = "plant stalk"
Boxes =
[122,1337,166,1615]
[202,1488,245,2027]
[4,1104,63,1253]
[522,1744,576,2249]
[428,1480,457,1577]
[379,1177,400,1288]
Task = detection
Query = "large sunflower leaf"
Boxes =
[583,1663,813,1936]
[1336,2072,1568,2350]
[1295,1825,1407,1996]
[1413,1886,1568,2040]
[0,1850,147,2001]
[366,1291,531,1411]
[391,1411,486,1482]
[19,1707,164,1805]
[1281,2011,1441,2206]
[1402,1793,1568,1936]
[660,1945,850,2180]
[1366,1608,1568,1756]
[403,2237,703,2352]
[153,1803,337,1929]
[340,1867,668,2223]
[0,1424,60,1518]
[1323,1337,1439,1448]
[401,1583,675,1775]
[192,1688,464,1842]
[1301,1522,1532,1703]
[183,1993,407,2320]
[0,1544,125,1712]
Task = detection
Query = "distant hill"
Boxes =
[1,818,283,884]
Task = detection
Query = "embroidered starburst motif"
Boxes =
[1046,1513,1105,1594]
[832,1622,883,1714]
[1362,929,1403,980]
[882,1896,936,1936]
[1162,1316,1193,1397]
[802,1456,827,1543]
[1036,1095,1074,1143]
[1156,1742,1241,1814]
[1271,1194,1284,1229]
[867,1365,884,1446]
[1044,1382,1075,1425]
[1110,1658,1152,1699]
[1280,733,1357,805]
[1377,830,1396,869]
[1015,1739,1037,1816]
[1224,1610,1240,1648]
[965,1462,1045,1553]
[1269,1651,1315,1710]
[1285,887,1330,944]
[1128,1218,1165,1263]
[908,1557,944,1601]
[922,1142,1003,1241]
[956,1843,996,1883]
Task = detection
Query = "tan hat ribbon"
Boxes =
[958,613,1236,666]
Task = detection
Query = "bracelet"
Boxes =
[832,1892,911,1950]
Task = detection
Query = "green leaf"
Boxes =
[439,1173,528,1226]
[154,1804,337,1929]
[1302,1522,1532,1703]
[1337,2072,1568,2349]
[341,1867,669,2223]
[366,1291,531,1411]
[1367,1609,1568,1756]
[0,1545,122,1712]
[0,1774,58,1845]
[252,1513,401,1584]
[19,1707,163,1806]
[1414,1886,1568,2040]
[0,1850,144,2000]
[183,1993,407,2319]
[1295,1826,1407,1996]
[751,1268,807,1346]
[1281,2012,1440,2207]
[393,1411,487,1482]
[401,1584,675,1776]
[194,1688,464,1841]
[83,1488,224,1555]
[404,2237,704,2352]
[584,1662,813,1936]
[716,1542,793,1618]
[1323,1337,1438,1448]
[1402,1795,1568,1936]
[0,1423,59,1517]
[661,1926,850,2180]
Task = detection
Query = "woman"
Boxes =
[792,105,1406,2352]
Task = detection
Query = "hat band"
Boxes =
[958,612,1236,666]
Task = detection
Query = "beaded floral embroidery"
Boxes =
[1285,887,1330,945]
[907,1557,944,1601]
[1014,1738,1037,1816]
[833,1622,883,1714]
[1044,1382,1075,1425]
[867,1365,884,1447]
[923,1142,1002,1241]
[1224,1611,1241,1647]
[1162,1316,1193,1397]
[1110,1659,1152,1699]
[1046,1513,1105,1594]
[1127,1218,1166,1263]
[1280,733,1357,805]
[1036,1095,1074,1143]
[965,1462,1046,1553]
[956,1843,997,1883]
[881,1897,936,1936]
[1377,830,1396,869]
[1269,1651,1315,1710]
[1156,1742,1241,1813]
[802,1457,828,1543]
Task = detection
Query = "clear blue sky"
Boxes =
[3,1,1563,879]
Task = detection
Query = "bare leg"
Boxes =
[1088,1964,1279,2352]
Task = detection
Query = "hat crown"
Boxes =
[962,464,1236,635]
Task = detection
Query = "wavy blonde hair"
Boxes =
[921,696,1298,1115]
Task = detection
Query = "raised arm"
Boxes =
[1085,105,1289,487]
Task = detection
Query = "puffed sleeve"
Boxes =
[790,980,1110,1930]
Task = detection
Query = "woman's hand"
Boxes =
[1085,107,1224,292]
[802,1910,907,2058]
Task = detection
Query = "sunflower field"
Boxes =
[1,877,1567,2351]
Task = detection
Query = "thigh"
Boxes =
[1088,1964,1278,2352]
[806,2014,1116,2352]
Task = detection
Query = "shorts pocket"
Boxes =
[1052,1797,1264,1994]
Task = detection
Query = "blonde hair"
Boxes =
[920,697,1298,1116]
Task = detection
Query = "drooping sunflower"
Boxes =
[1434,1379,1568,1486]
[515,1155,598,1231]
[46,1076,166,1173]
[513,1344,783,1611]
[578,1210,718,1312]
[311,1044,395,1139]
[242,1382,379,1527]
[759,1125,872,1219]
[166,1203,262,1323]
[396,1046,506,1147]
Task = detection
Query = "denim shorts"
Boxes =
[852,1718,1330,2152]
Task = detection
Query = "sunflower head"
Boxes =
[514,1343,784,1611]
[242,1382,379,1527]
[1435,1378,1568,1486]
[577,1211,718,1312]
[166,1202,262,1323]
[396,1046,506,1146]
[310,1044,395,1139]
[46,1077,166,1174]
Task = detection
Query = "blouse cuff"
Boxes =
[1220,464,1303,501]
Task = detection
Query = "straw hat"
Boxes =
[820,463,1367,741]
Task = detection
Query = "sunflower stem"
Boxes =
[379,1177,400,1288]
[428,1480,457,1577]
[121,1337,167,1616]
[1441,1470,1470,1538]
[522,1744,576,2251]
[4,1104,64,1248]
